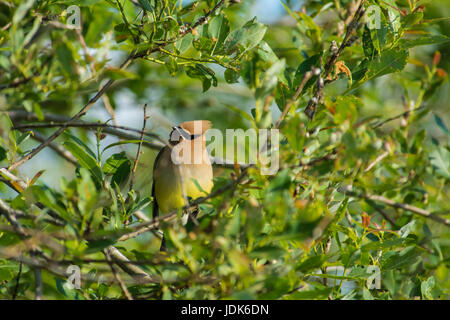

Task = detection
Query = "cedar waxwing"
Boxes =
[152,120,213,251]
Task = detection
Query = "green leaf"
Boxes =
[185,64,217,92]
[208,15,230,51]
[130,197,152,215]
[85,239,117,254]
[257,41,279,64]
[114,23,131,43]
[280,0,321,43]
[362,25,376,58]
[283,287,332,300]
[165,57,178,77]
[268,169,291,192]
[202,78,211,92]
[398,220,417,238]
[28,186,71,222]
[63,132,97,160]
[275,82,290,112]
[381,246,420,270]
[421,276,435,299]
[362,287,374,300]
[192,37,215,52]
[54,0,103,5]
[249,245,284,260]
[103,152,132,187]
[283,115,305,151]
[0,146,6,162]
[398,34,450,49]
[16,131,33,146]
[333,96,361,125]
[12,0,35,25]
[401,12,423,29]
[351,48,408,89]
[223,104,253,122]
[64,141,103,183]
[175,33,193,54]
[0,261,20,281]
[138,0,154,13]
[360,238,413,252]
[365,48,408,80]
[55,42,75,76]
[429,147,450,179]
[331,198,349,225]
[255,59,285,99]
[102,67,138,80]
[434,114,449,135]
[224,68,240,84]
[380,2,401,36]
[177,2,197,16]
[223,17,267,54]
[296,254,327,272]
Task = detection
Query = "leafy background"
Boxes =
[0,0,449,300]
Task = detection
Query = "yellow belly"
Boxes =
[154,147,213,213]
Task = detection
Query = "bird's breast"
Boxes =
[153,146,213,213]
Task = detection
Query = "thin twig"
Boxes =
[11,260,22,300]
[3,0,227,172]
[365,199,397,227]
[75,28,119,126]
[33,267,43,300]
[13,122,162,141]
[275,70,313,129]
[6,0,226,171]
[339,185,450,226]
[104,246,158,284]
[26,129,78,165]
[364,151,388,173]
[133,0,226,59]
[8,52,135,171]
[117,168,251,242]
[0,169,66,226]
[7,111,242,169]
[129,104,148,191]
[304,0,366,119]
[0,168,28,191]
[0,248,119,286]
[0,199,28,237]
[371,106,425,129]
[103,249,134,300]
[0,56,52,91]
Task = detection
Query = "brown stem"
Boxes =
[304,0,366,119]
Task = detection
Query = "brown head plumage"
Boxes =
[179,120,211,135]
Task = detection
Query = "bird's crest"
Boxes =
[179,120,211,135]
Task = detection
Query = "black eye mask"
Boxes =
[170,126,202,142]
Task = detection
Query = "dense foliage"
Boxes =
[0,0,449,300]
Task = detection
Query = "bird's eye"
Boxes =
[170,126,201,142]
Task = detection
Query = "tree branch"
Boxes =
[6,110,247,169]
[103,249,134,300]
[304,0,366,119]
[6,0,227,171]
[339,185,450,226]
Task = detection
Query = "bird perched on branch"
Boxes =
[152,120,213,251]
